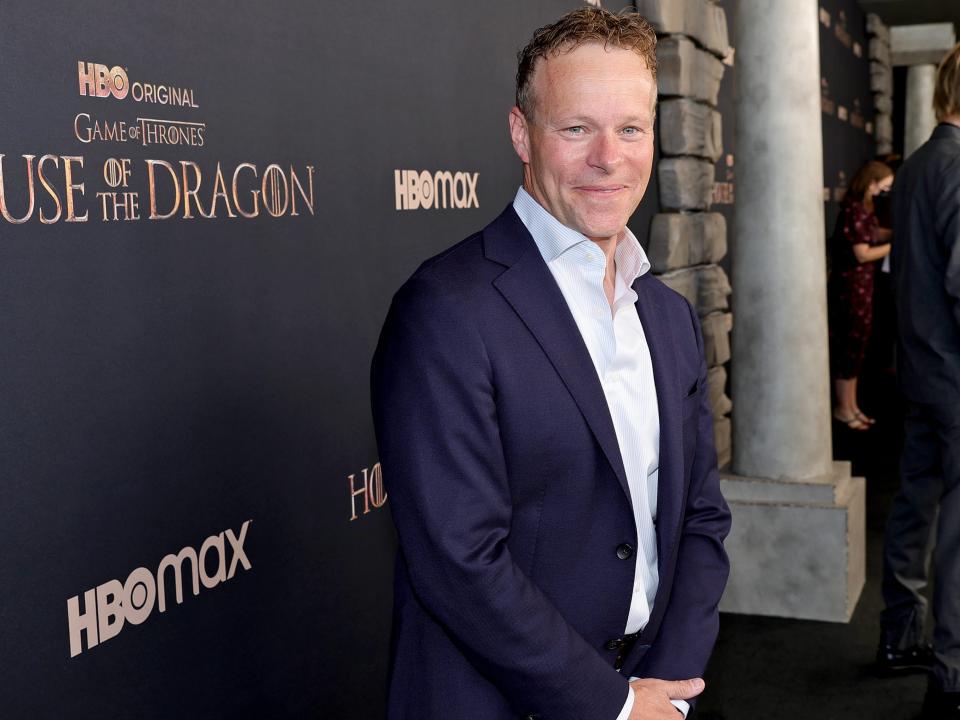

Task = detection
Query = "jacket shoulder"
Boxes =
[905,134,960,180]
[398,206,524,301]
[391,225,505,315]
[409,231,487,286]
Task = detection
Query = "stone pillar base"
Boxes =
[718,461,866,622]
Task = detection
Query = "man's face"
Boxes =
[509,43,656,243]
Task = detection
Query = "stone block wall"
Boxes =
[635,0,733,467]
[867,13,893,155]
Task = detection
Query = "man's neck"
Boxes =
[589,232,622,265]
[589,234,623,311]
[941,115,960,129]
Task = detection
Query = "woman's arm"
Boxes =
[852,242,891,263]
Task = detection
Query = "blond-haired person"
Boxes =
[878,42,960,719]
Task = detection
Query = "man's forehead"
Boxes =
[528,43,657,117]
[533,41,654,77]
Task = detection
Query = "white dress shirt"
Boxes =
[513,187,687,719]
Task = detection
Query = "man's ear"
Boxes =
[509,106,531,164]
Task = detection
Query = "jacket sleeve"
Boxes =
[938,155,960,330]
[628,298,731,686]
[371,274,629,720]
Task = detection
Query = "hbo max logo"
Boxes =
[66,520,251,658]
[394,169,479,210]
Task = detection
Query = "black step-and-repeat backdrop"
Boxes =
[819,0,877,234]
[0,1,641,717]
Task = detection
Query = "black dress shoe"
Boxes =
[922,686,960,718]
[875,641,934,676]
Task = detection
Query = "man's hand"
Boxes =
[628,678,704,719]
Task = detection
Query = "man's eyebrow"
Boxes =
[547,115,594,125]
[547,114,653,126]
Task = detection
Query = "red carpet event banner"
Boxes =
[0,1,587,716]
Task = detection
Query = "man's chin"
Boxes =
[577,220,630,241]
[571,207,635,235]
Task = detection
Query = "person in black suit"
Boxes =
[878,43,960,719]
[371,8,730,720]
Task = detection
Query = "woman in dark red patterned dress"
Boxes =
[829,160,893,430]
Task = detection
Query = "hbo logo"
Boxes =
[77,61,129,99]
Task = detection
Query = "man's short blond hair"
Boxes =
[934,42,960,121]
[515,6,658,120]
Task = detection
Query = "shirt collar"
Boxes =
[512,186,650,282]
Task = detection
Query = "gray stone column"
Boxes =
[732,0,831,480]
[719,0,865,622]
[890,23,957,156]
[904,64,937,158]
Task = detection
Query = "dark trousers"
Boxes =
[882,401,960,691]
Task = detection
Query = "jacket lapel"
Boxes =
[632,273,686,638]
[484,207,630,501]
[486,207,689,653]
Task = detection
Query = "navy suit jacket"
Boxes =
[371,206,731,720]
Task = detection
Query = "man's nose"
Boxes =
[587,132,622,172]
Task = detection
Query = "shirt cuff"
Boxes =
[671,699,690,717]
[615,685,634,720]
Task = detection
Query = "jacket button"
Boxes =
[616,543,634,560]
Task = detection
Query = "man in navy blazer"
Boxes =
[371,8,731,719]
